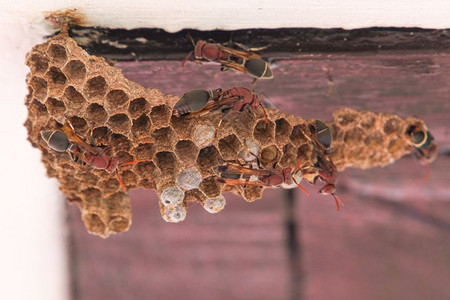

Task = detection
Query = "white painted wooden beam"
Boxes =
[6,0,450,32]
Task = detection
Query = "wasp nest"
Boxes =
[25,32,435,237]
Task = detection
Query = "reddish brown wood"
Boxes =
[68,53,450,300]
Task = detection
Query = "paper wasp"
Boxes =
[172,87,268,123]
[182,35,273,88]
[41,123,142,190]
[295,120,344,211]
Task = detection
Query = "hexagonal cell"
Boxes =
[58,162,76,175]
[46,66,67,87]
[76,172,99,186]
[196,146,222,175]
[81,187,102,208]
[82,213,106,236]
[86,103,108,127]
[116,151,135,166]
[131,114,152,142]
[177,168,202,190]
[227,108,255,137]
[359,112,377,130]
[175,140,199,163]
[297,144,311,162]
[343,127,366,145]
[139,178,157,190]
[218,134,242,160]
[63,86,87,112]
[47,43,68,65]
[203,195,226,214]
[242,185,264,202]
[108,215,130,233]
[98,177,121,194]
[184,189,206,204]
[364,131,384,147]
[29,99,48,119]
[105,89,129,113]
[107,114,131,134]
[45,97,66,117]
[199,176,221,198]
[331,142,346,165]
[110,133,132,152]
[331,123,345,142]
[170,115,196,140]
[135,161,159,181]
[161,204,187,223]
[161,186,184,206]
[132,143,155,161]
[152,127,175,148]
[92,126,111,146]
[193,125,216,148]
[155,151,178,177]
[253,120,275,146]
[29,76,48,101]
[279,143,297,168]
[104,190,131,212]
[336,110,359,127]
[67,116,89,136]
[275,118,291,142]
[240,139,260,162]
[63,60,86,83]
[260,145,281,168]
[118,170,138,189]
[290,124,308,146]
[388,138,408,154]
[129,97,150,119]
[28,53,49,74]
[84,76,108,100]
[150,105,171,128]
[383,117,403,135]
[347,146,367,162]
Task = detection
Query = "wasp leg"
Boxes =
[331,193,345,211]
[181,51,193,67]
[292,177,310,196]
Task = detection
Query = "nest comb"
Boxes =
[24,32,435,238]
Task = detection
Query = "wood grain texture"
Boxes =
[68,49,450,299]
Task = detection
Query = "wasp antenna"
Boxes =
[334,197,340,211]
[292,177,309,196]
[332,193,344,211]
[187,33,196,47]
[116,170,126,191]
